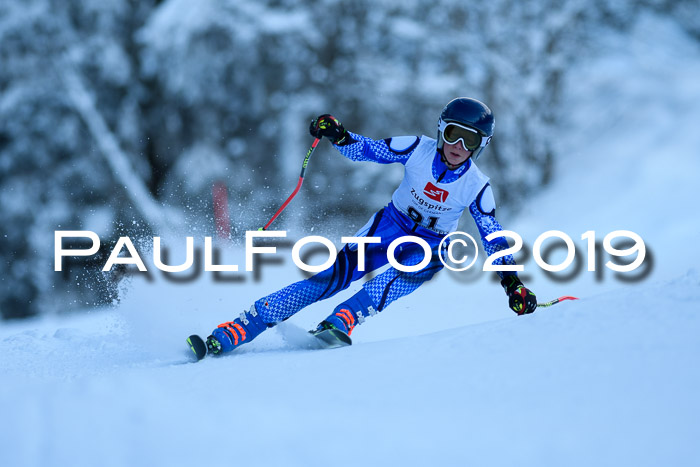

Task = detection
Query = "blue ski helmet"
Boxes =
[437,97,495,162]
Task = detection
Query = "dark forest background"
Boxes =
[1,0,698,319]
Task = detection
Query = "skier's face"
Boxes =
[443,140,472,169]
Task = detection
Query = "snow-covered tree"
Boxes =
[1,0,694,319]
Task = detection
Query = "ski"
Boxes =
[186,334,208,361]
[185,327,352,361]
[309,328,352,349]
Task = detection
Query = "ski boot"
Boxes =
[309,289,378,348]
[308,308,357,348]
[319,308,358,336]
[209,305,268,354]
[316,288,378,335]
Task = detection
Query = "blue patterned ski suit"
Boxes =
[211,132,517,352]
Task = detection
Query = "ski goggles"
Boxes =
[439,120,491,150]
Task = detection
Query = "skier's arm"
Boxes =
[309,114,418,165]
[334,132,419,165]
[470,185,538,314]
[469,184,518,280]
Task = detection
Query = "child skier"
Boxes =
[205,97,537,355]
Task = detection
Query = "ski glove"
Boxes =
[309,114,348,145]
[501,275,537,315]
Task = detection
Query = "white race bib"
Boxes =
[391,136,490,233]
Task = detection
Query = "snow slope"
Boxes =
[1,272,698,467]
[2,13,700,467]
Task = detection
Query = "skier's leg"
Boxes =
[208,248,363,353]
[364,244,443,312]
[209,209,392,353]
[253,244,363,322]
[318,287,378,335]
[317,240,444,335]
[253,207,393,323]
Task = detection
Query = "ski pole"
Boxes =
[260,137,321,231]
[537,296,579,308]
